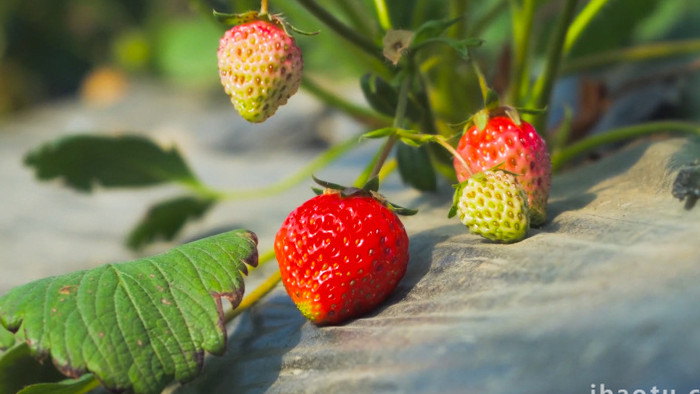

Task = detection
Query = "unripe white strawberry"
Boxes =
[449,170,530,243]
[217,18,302,123]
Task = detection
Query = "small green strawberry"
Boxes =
[274,178,414,325]
[449,169,530,243]
[217,15,302,123]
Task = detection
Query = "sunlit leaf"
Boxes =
[0,230,258,394]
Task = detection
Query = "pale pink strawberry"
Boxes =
[217,19,302,123]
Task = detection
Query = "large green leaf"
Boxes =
[0,229,258,393]
[24,134,199,192]
[127,196,215,250]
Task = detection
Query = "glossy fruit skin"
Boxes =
[455,171,530,243]
[454,116,551,226]
[217,20,302,123]
[274,191,409,325]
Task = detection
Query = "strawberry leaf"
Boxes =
[126,196,215,250]
[412,17,463,45]
[360,74,422,122]
[24,134,199,193]
[412,37,483,60]
[0,343,67,393]
[361,177,380,193]
[397,144,437,192]
[0,230,258,394]
[361,127,397,140]
[473,110,489,132]
[17,373,99,394]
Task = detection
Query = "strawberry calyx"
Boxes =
[311,175,417,216]
[461,104,546,133]
[213,9,317,37]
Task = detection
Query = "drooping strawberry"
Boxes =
[274,179,413,325]
[217,15,302,123]
[449,169,530,243]
[453,113,551,226]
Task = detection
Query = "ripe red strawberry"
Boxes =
[453,114,551,226]
[274,185,410,325]
[217,18,302,123]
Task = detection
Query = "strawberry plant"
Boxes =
[2,0,700,392]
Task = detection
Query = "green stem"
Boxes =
[449,0,468,39]
[469,0,509,36]
[182,134,361,201]
[563,0,609,55]
[302,77,393,126]
[260,0,268,15]
[527,0,578,133]
[226,136,361,199]
[561,39,700,75]
[411,0,432,28]
[295,0,385,62]
[551,121,700,171]
[334,1,376,34]
[507,0,535,106]
[373,0,392,31]
[369,71,412,179]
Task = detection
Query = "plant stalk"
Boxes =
[373,0,392,31]
[369,71,413,179]
[302,77,393,126]
[561,39,700,75]
[527,0,578,134]
[551,121,700,171]
[507,0,535,106]
[563,0,610,55]
[295,0,385,62]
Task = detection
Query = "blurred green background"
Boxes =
[0,0,699,122]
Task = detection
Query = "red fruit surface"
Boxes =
[274,191,409,325]
[217,20,302,123]
[453,116,551,226]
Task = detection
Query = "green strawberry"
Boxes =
[449,170,530,243]
[217,17,303,123]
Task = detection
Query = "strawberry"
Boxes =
[449,169,530,243]
[217,17,303,123]
[274,181,411,325]
[453,114,551,226]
